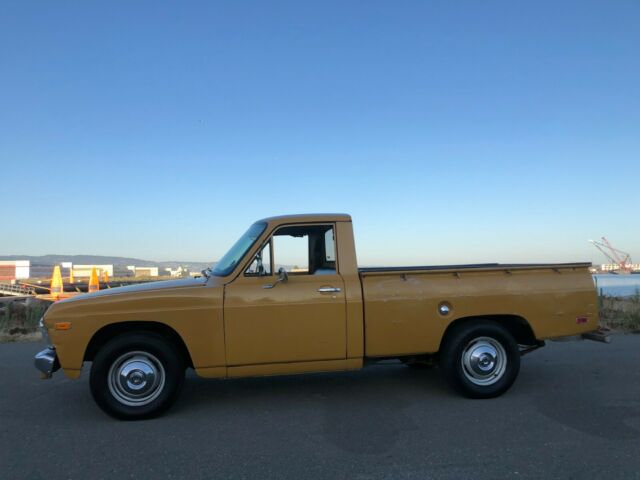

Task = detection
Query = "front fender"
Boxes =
[44,283,224,378]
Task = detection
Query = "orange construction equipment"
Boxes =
[88,267,100,293]
[50,266,64,300]
[103,271,109,283]
[589,237,633,273]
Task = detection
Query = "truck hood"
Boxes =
[58,277,208,303]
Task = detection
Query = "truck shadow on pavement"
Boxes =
[176,358,640,451]
[515,341,640,442]
[178,363,449,454]
[534,391,640,441]
[527,364,640,441]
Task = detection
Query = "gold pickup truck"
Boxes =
[35,214,599,419]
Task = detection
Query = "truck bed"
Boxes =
[359,262,598,358]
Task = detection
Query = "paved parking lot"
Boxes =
[1,336,639,479]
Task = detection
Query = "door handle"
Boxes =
[317,287,341,293]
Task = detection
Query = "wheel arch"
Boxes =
[84,321,194,368]
[439,314,537,352]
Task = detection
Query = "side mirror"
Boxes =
[277,267,288,283]
[263,267,288,289]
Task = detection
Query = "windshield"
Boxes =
[212,222,267,276]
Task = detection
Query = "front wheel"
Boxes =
[90,332,185,420]
[440,321,520,399]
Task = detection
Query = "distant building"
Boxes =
[601,264,618,272]
[165,266,188,277]
[600,263,640,272]
[127,266,159,277]
[72,265,114,278]
[0,260,30,281]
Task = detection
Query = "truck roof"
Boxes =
[258,213,352,224]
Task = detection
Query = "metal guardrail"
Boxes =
[0,282,36,296]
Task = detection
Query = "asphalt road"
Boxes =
[1,336,640,480]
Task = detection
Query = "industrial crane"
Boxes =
[589,237,633,273]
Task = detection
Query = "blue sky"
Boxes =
[1,1,639,266]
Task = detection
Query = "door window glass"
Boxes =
[272,224,337,275]
[273,234,308,273]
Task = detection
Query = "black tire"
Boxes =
[440,320,520,399]
[90,332,185,420]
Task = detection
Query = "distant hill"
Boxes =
[0,255,213,276]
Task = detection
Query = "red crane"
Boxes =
[589,237,632,273]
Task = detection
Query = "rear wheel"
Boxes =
[440,321,520,398]
[90,332,185,420]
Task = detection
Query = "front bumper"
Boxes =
[35,347,60,379]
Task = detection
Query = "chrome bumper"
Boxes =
[34,347,60,379]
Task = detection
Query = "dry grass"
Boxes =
[0,297,52,342]
[0,331,42,343]
[599,292,640,333]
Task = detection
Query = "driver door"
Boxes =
[223,224,347,366]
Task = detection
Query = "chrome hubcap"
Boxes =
[461,337,507,386]
[108,351,165,406]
